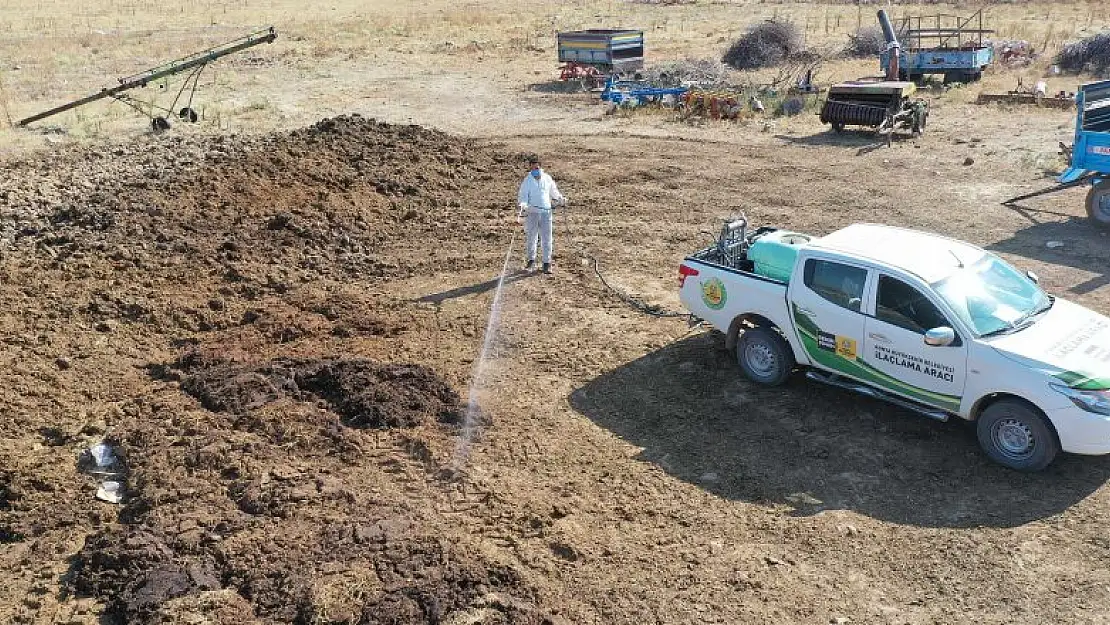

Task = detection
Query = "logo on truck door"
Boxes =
[818,331,858,361]
[700,278,727,310]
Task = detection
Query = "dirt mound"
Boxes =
[71,525,549,625]
[3,113,516,291]
[70,529,222,622]
[172,354,465,428]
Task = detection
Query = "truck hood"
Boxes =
[989,298,1110,390]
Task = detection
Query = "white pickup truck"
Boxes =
[679,220,1110,471]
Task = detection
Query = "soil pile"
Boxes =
[0,115,549,623]
[172,354,466,429]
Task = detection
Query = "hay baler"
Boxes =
[818,9,927,144]
[819,81,927,143]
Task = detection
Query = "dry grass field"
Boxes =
[4,1,1110,624]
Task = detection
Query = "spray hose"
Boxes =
[557,205,692,319]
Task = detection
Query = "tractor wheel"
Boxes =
[832,121,845,133]
[151,116,171,132]
[1086,180,1110,229]
[912,110,927,136]
[178,107,199,123]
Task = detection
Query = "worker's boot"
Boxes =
[542,263,551,275]
[524,259,535,271]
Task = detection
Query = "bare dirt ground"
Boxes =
[4,1,1110,624]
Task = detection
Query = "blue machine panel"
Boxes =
[1060,80,1110,184]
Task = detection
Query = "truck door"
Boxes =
[790,258,871,379]
[862,274,968,412]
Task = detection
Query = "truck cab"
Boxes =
[680,222,1110,471]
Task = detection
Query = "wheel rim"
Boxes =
[1096,190,1110,221]
[744,341,776,377]
[991,418,1035,460]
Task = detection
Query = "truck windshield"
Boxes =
[931,253,1051,337]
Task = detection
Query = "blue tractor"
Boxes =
[1003,79,1110,227]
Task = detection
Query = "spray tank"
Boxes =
[878,9,901,81]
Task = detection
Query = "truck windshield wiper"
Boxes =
[1011,299,1054,330]
[981,299,1054,338]
[980,325,1016,338]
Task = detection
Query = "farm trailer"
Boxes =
[557,29,644,86]
[879,10,994,84]
[1003,79,1110,228]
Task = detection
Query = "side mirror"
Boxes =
[924,326,956,347]
[848,297,862,312]
[1026,270,1040,285]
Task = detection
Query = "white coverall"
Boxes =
[517,169,565,264]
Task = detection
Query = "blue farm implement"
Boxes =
[600,77,688,107]
[1002,79,1110,228]
[879,10,994,84]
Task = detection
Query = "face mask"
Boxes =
[531,168,540,179]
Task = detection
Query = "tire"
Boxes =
[912,110,927,136]
[1086,180,1110,230]
[976,399,1059,471]
[832,121,845,133]
[736,326,795,386]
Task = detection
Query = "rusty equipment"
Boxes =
[977,78,1076,110]
[19,26,277,131]
[818,10,927,145]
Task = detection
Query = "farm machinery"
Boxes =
[819,10,928,144]
[19,26,277,131]
[879,9,994,84]
[600,77,687,108]
[557,29,644,89]
[1002,79,1110,228]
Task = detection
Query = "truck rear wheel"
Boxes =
[736,326,794,386]
[976,399,1059,472]
[1086,180,1110,229]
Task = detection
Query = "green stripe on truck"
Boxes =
[791,305,962,412]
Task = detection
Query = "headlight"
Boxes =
[1049,383,1110,416]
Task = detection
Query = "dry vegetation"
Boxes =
[0,0,1107,146]
[4,1,1110,625]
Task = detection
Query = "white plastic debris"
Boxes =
[1046,241,1065,248]
[89,442,116,468]
[96,481,123,504]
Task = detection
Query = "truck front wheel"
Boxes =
[976,399,1059,471]
[736,326,795,386]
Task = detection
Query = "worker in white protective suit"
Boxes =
[516,156,566,274]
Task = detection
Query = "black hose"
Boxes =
[559,207,692,319]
